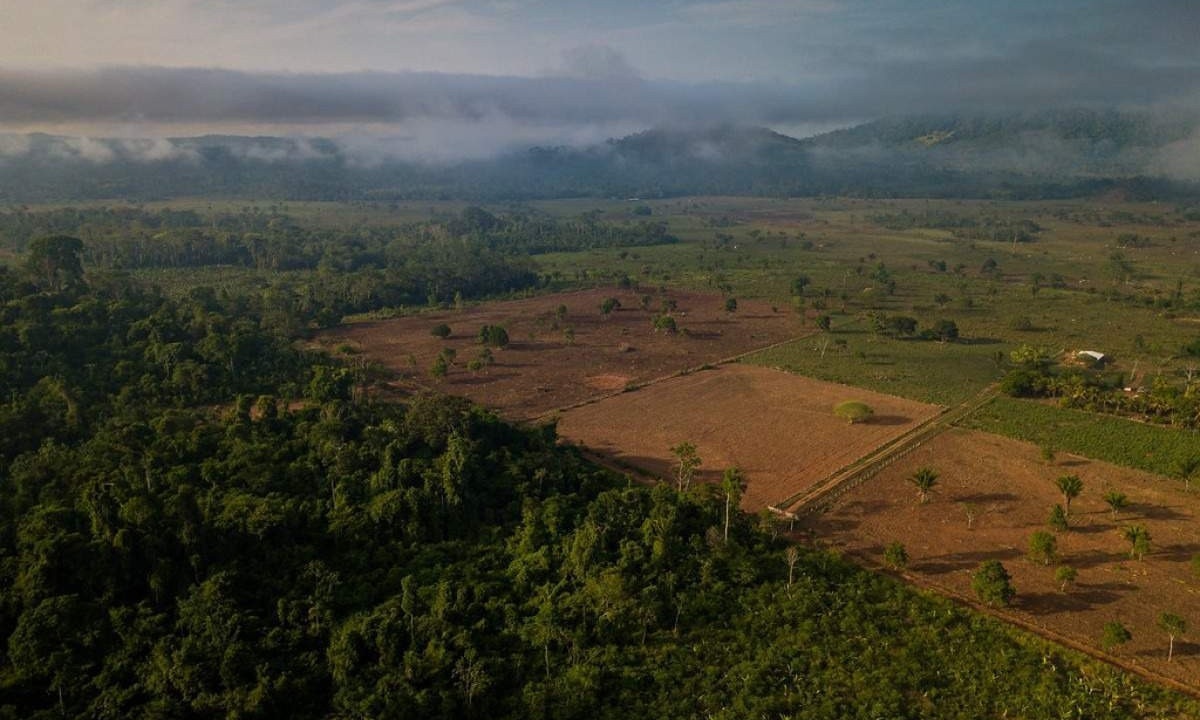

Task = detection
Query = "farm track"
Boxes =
[532,325,822,423]
[771,382,1000,516]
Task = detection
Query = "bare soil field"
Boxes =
[555,364,940,511]
[322,288,805,419]
[803,427,1200,688]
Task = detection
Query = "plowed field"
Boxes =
[322,288,806,419]
[556,364,940,510]
[804,427,1200,688]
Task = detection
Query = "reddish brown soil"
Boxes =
[321,288,806,420]
[804,427,1200,688]
[555,364,940,511]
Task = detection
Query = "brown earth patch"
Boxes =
[584,374,631,392]
[555,364,940,511]
[804,427,1200,689]
[319,287,806,420]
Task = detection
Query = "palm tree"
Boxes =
[1123,525,1151,560]
[1055,475,1083,517]
[1102,489,1128,519]
[910,467,939,504]
[1171,457,1200,492]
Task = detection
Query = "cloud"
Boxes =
[0,134,32,158]
[1149,129,1200,180]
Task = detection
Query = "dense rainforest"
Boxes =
[1,233,1198,718]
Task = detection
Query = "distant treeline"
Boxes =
[0,206,676,268]
[872,210,1043,242]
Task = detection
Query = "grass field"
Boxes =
[743,324,1005,405]
[532,197,1200,407]
[960,396,1200,479]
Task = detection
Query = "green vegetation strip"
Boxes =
[959,397,1200,478]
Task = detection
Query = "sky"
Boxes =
[1,0,1198,157]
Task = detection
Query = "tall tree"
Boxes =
[721,467,745,542]
[909,467,939,504]
[1055,475,1083,518]
[1158,613,1187,662]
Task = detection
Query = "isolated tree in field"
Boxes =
[962,502,980,529]
[1048,504,1069,532]
[1028,531,1058,566]
[1055,565,1078,592]
[721,467,745,542]
[600,297,621,319]
[883,541,909,570]
[1102,489,1128,519]
[1101,621,1132,651]
[933,292,952,308]
[724,297,738,313]
[555,304,568,323]
[1123,525,1151,560]
[670,441,702,492]
[932,319,959,343]
[1039,443,1056,465]
[468,348,493,374]
[791,275,811,296]
[477,324,509,348]
[431,323,452,338]
[562,327,575,345]
[833,401,873,424]
[909,467,939,504]
[815,314,832,331]
[1158,612,1187,661]
[1054,475,1083,518]
[652,314,678,334]
[1171,456,1200,492]
[430,353,449,380]
[639,294,653,311]
[972,560,1015,607]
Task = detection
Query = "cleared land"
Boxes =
[323,287,805,420]
[555,364,940,511]
[803,427,1200,688]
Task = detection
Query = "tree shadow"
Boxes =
[868,415,914,426]
[918,547,1023,575]
[1065,522,1115,536]
[954,492,1019,504]
[839,499,892,515]
[1063,549,1129,570]
[1136,504,1191,522]
[1155,542,1200,562]
[449,372,517,386]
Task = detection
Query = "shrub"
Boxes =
[972,560,1015,606]
[833,401,874,424]
[430,323,452,338]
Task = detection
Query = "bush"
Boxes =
[972,560,1015,606]
[478,324,509,348]
[833,401,874,424]
[430,323,452,338]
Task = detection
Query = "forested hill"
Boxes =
[0,109,1198,201]
[1,229,1198,717]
